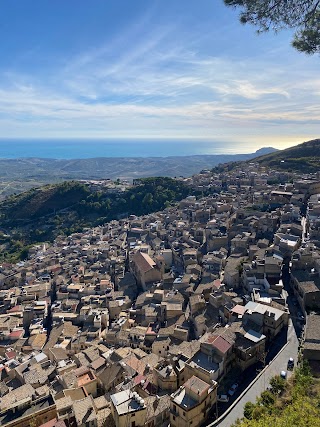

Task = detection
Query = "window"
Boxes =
[183,411,186,416]
[132,422,136,427]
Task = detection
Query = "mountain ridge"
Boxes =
[251,138,320,172]
[0,147,278,198]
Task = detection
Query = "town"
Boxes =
[0,161,319,427]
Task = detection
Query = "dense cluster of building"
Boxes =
[0,162,319,427]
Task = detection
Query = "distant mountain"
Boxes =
[0,147,277,198]
[253,147,278,156]
[253,138,320,172]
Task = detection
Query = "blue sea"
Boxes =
[0,139,258,159]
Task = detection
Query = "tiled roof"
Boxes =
[0,384,35,411]
[123,355,146,376]
[133,252,156,273]
[39,418,67,427]
[73,396,97,425]
[184,375,210,395]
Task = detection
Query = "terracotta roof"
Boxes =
[7,305,23,313]
[74,366,91,377]
[39,418,67,427]
[133,252,156,273]
[231,304,246,316]
[184,375,210,395]
[123,355,146,376]
[212,335,233,354]
[5,350,16,359]
[9,329,24,339]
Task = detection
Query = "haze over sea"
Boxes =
[0,139,270,159]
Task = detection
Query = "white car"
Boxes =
[218,394,229,402]
[280,370,287,379]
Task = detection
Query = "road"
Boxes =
[301,216,307,243]
[216,318,299,427]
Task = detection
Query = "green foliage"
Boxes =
[224,0,320,54]
[0,177,193,262]
[258,390,276,407]
[235,362,320,427]
[293,11,320,54]
[244,402,256,420]
[269,375,286,394]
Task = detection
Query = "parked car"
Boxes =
[218,394,229,402]
[228,383,239,396]
[280,370,287,379]
[287,358,294,370]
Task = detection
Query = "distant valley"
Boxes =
[0,147,276,198]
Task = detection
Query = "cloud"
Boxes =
[0,19,319,141]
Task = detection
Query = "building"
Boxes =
[111,390,147,427]
[290,269,320,312]
[170,375,217,427]
[153,363,177,392]
[131,252,162,291]
[303,314,320,372]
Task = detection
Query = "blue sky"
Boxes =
[0,0,319,149]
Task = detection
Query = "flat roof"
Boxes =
[172,388,197,409]
[111,390,145,416]
[244,329,266,343]
[189,351,219,372]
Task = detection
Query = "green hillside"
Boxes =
[253,138,320,173]
[0,178,192,262]
[212,138,320,175]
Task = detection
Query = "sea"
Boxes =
[0,139,259,159]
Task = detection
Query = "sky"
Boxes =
[0,0,319,149]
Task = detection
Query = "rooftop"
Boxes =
[189,350,219,372]
[172,375,212,409]
[111,390,145,416]
[133,252,156,273]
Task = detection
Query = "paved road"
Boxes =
[217,318,299,427]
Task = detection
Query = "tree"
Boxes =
[259,390,276,408]
[224,0,320,54]
[244,401,256,419]
[269,375,286,394]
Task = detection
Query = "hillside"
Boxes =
[253,138,320,173]
[0,147,277,199]
[0,178,193,262]
[212,138,320,175]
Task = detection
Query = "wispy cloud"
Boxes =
[0,14,319,143]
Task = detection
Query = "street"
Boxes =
[214,317,299,427]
